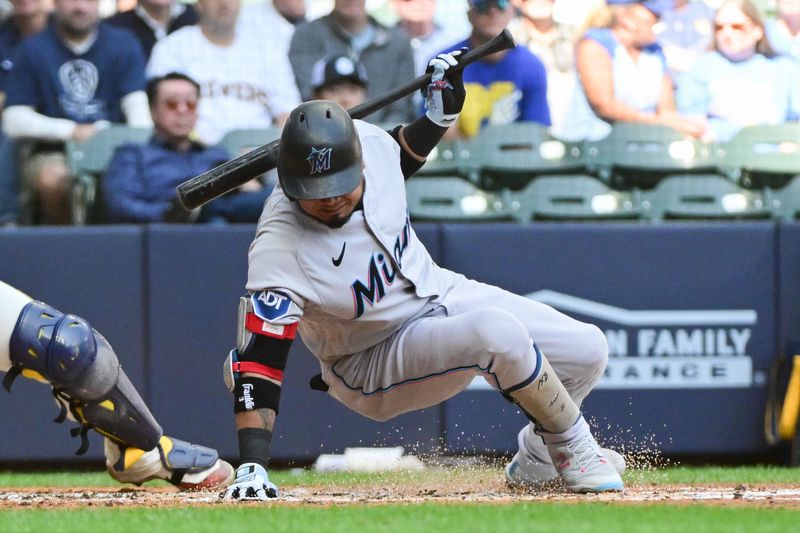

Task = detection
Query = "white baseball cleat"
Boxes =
[548,433,624,492]
[505,446,626,490]
[533,417,624,493]
[105,436,234,491]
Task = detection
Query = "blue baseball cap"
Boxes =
[607,0,673,17]
[468,0,510,12]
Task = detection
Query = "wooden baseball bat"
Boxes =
[176,29,516,209]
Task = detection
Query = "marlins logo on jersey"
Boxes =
[306,147,332,174]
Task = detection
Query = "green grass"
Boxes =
[630,464,800,485]
[0,503,798,533]
[0,466,798,532]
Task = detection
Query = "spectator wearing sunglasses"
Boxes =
[147,0,301,145]
[103,72,270,223]
[677,0,800,142]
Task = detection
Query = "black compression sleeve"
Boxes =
[388,116,449,179]
[238,427,272,469]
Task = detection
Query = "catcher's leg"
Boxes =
[0,281,232,490]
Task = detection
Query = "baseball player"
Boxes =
[223,49,626,500]
[0,280,234,490]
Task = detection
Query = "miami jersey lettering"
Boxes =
[352,252,397,319]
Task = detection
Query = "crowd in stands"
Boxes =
[0,0,797,226]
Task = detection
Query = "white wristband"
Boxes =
[425,111,459,128]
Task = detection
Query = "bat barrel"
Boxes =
[177,140,280,209]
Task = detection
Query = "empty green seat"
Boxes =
[416,139,467,177]
[405,176,512,221]
[461,122,584,190]
[715,124,800,187]
[67,125,153,224]
[642,174,770,221]
[218,127,282,156]
[768,175,800,220]
[512,175,640,222]
[584,123,716,188]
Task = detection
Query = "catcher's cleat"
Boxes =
[105,436,234,491]
[505,446,625,489]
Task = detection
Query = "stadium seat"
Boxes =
[218,127,281,156]
[460,122,584,191]
[715,124,800,187]
[218,127,283,191]
[67,125,153,224]
[416,139,468,177]
[405,176,513,221]
[584,123,716,189]
[768,175,800,220]
[512,175,641,222]
[641,174,770,221]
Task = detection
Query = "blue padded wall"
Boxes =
[440,222,776,455]
[0,221,788,462]
[779,223,800,355]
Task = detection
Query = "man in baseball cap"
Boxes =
[310,54,369,111]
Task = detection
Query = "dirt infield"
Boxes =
[2,475,800,509]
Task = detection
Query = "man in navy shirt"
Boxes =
[103,72,269,224]
[2,0,151,224]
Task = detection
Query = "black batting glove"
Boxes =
[422,48,467,127]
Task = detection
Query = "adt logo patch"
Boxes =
[306,147,332,174]
[252,290,291,321]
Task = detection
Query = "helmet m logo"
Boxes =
[306,147,333,174]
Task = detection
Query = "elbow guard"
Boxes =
[223,297,297,414]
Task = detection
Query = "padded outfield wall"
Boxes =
[0,222,794,461]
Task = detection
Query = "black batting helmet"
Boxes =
[278,101,362,200]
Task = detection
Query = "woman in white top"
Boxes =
[559,0,702,141]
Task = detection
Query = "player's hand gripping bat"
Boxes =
[176,29,516,209]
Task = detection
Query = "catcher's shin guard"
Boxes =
[5,300,162,454]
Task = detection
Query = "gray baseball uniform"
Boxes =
[246,120,607,423]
